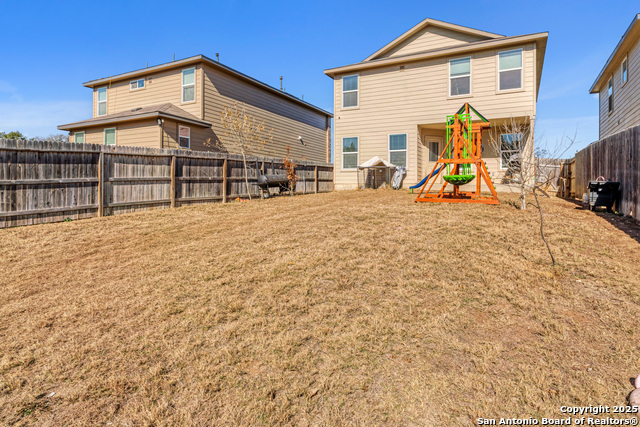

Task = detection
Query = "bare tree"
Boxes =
[211,102,273,200]
[489,117,534,210]
[30,133,69,143]
[533,129,576,196]
[490,118,575,266]
[283,145,298,196]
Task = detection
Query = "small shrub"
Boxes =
[283,146,297,196]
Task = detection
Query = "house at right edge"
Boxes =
[324,18,548,190]
[590,14,640,139]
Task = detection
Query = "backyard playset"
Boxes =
[414,103,499,205]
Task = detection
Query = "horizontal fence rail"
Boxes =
[573,125,639,220]
[0,139,334,228]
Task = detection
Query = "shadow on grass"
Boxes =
[560,197,640,245]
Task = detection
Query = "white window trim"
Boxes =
[448,56,472,97]
[97,87,107,116]
[178,125,191,149]
[607,76,614,114]
[499,133,521,170]
[74,131,85,144]
[497,48,524,92]
[388,133,408,169]
[130,78,145,91]
[622,56,629,86]
[341,136,359,171]
[341,74,359,109]
[103,127,116,146]
[182,67,196,103]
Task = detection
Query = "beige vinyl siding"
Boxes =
[378,26,488,59]
[202,64,329,163]
[333,43,536,189]
[160,119,217,151]
[419,132,445,185]
[161,120,179,149]
[82,127,108,145]
[84,61,330,160]
[598,36,640,139]
[80,120,161,147]
[92,66,203,119]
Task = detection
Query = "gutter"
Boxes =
[58,111,211,131]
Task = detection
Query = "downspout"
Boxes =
[160,119,165,149]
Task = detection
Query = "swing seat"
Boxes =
[443,174,476,185]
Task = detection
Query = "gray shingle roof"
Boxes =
[58,103,211,130]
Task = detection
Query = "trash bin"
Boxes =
[588,180,620,212]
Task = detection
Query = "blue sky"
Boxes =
[0,0,636,153]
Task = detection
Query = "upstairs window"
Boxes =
[97,87,107,116]
[449,57,471,96]
[342,75,358,108]
[74,131,85,144]
[178,126,190,149]
[608,77,614,113]
[498,49,523,91]
[342,137,358,169]
[104,128,116,146]
[389,134,407,167]
[130,79,145,90]
[622,57,628,85]
[182,68,195,103]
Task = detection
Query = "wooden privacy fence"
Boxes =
[573,125,639,220]
[0,139,334,228]
[558,159,575,199]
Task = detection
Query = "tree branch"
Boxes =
[532,187,556,266]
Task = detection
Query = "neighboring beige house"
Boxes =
[59,55,332,163]
[590,14,640,140]
[324,18,548,190]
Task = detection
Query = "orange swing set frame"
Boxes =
[414,103,499,205]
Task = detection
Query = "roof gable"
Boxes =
[364,18,504,61]
[58,103,211,130]
[590,14,640,93]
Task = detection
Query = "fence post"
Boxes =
[98,152,104,217]
[314,166,318,194]
[332,167,335,192]
[170,155,176,208]
[222,158,227,203]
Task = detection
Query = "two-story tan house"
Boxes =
[590,14,640,139]
[58,55,332,163]
[324,18,548,190]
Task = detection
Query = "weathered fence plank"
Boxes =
[0,139,334,228]
[98,152,104,217]
[574,125,640,220]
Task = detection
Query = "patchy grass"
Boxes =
[1,190,640,425]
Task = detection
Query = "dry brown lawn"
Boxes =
[1,190,640,426]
